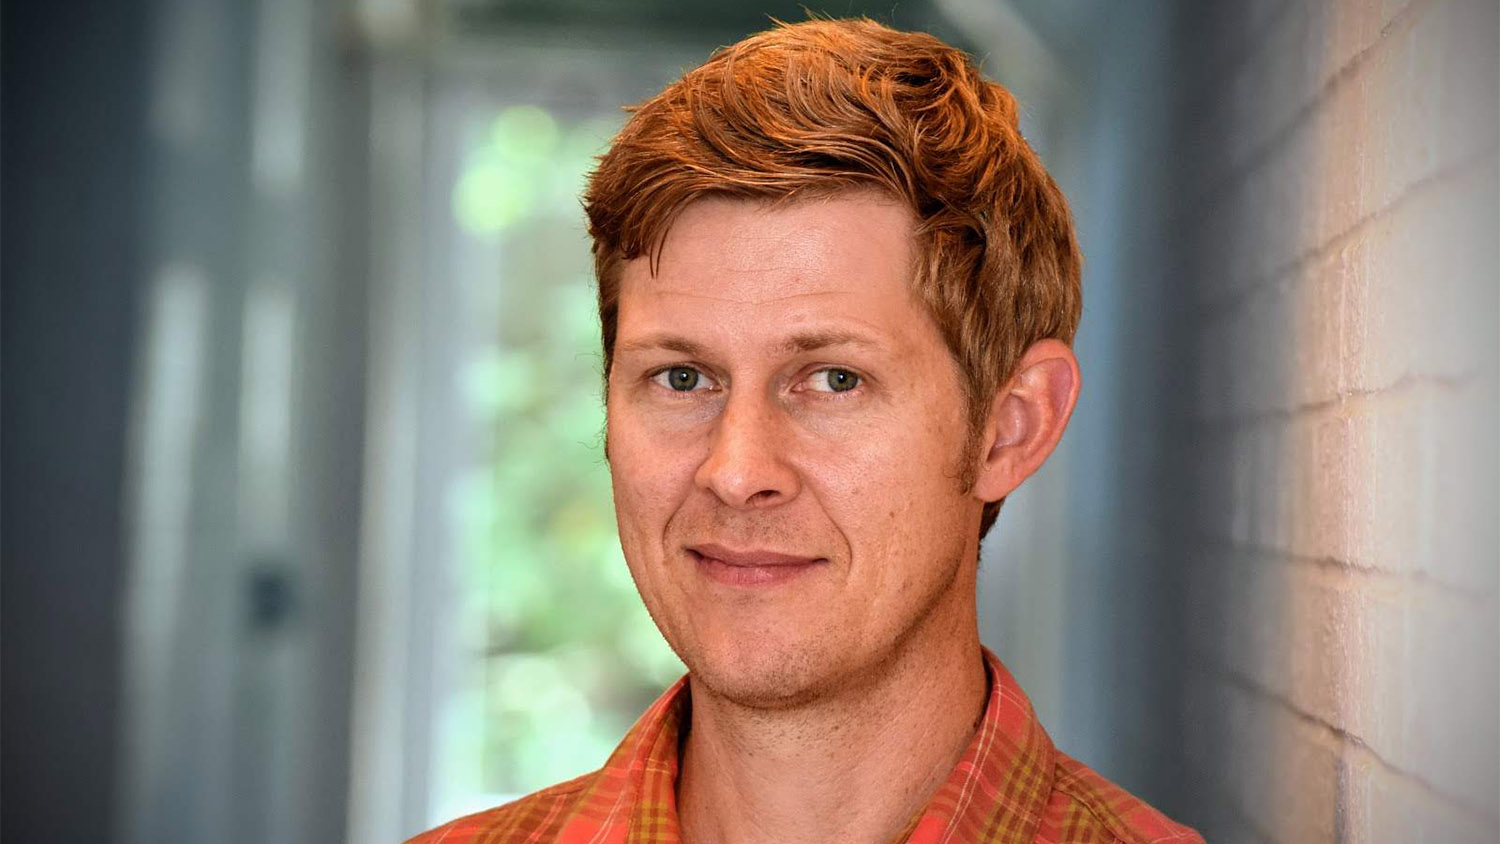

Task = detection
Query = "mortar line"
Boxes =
[1193,144,1500,320]
[1210,666,1500,829]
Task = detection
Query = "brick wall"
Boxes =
[1170,0,1499,840]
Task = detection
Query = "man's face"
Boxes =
[606,193,983,708]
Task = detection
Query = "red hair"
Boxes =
[584,18,1082,538]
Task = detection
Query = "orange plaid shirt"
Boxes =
[409,649,1203,844]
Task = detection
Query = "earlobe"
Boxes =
[971,339,1081,503]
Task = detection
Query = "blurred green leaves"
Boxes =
[454,106,618,238]
[445,105,683,797]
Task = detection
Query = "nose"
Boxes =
[693,391,801,509]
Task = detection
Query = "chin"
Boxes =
[677,634,849,710]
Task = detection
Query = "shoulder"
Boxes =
[404,771,598,844]
[1034,752,1205,844]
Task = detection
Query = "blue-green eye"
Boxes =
[653,366,705,392]
[811,368,859,393]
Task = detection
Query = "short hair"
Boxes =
[584,17,1082,539]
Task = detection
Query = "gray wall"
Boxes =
[2,2,151,840]
[3,1,370,842]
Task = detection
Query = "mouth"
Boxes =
[687,543,828,587]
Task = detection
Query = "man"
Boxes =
[412,18,1203,844]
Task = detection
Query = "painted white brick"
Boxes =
[1293,249,1348,409]
[1353,380,1500,590]
[1347,159,1499,392]
[1378,0,1422,28]
[1341,389,1424,575]
[1342,750,1497,844]
[1321,0,1398,84]
[1223,1,1323,178]
[1225,678,1343,844]
[1400,590,1500,811]
[1426,380,1500,591]
[1137,0,1495,839]
[1193,0,1498,320]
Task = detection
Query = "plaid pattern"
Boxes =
[409,649,1204,844]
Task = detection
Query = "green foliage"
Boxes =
[445,105,683,797]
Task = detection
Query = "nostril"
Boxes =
[693,399,801,508]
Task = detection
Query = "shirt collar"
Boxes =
[556,647,1055,844]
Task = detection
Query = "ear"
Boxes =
[970,339,1081,503]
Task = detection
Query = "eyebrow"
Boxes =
[615,334,708,357]
[615,330,881,358]
[779,330,879,354]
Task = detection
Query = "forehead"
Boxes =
[615,194,924,340]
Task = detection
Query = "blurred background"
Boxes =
[3,0,1496,842]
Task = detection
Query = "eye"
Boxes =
[807,368,860,393]
[651,365,712,392]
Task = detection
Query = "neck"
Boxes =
[675,596,987,844]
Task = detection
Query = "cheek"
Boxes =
[796,399,973,593]
[606,409,702,542]
[798,407,964,526]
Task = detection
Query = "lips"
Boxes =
[687,543,827,587]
